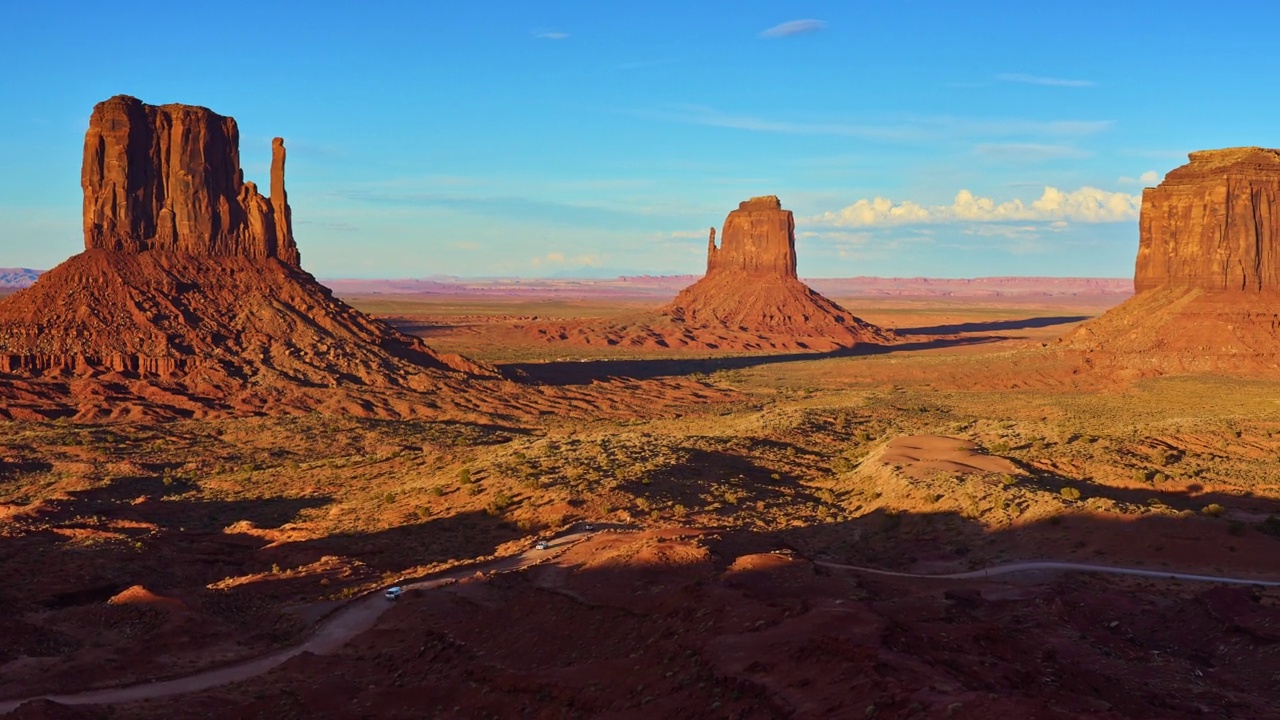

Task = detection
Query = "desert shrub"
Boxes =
[382,492,397,504]
[769,473,782,482]
[1060,486,1081,501]
[486,491,515,516]
[1133,469,1155,483]
[458,468,473,484]
[988,441,1011,454]
[1257,516,1280,536]
[855,430,873,443]
[429,486,445,497]
[1201,503,1226,517]
[1000,474,1019,487]
[832,457,856,473]
[416,507,432,519]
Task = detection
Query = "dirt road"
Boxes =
[0,531,589,715]
[4,531,1278,714]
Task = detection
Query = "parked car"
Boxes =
[384,586,404,601]
[535,541,549,550]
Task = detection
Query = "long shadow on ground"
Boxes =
[895,315,1092,336]
[506,335,1002,386]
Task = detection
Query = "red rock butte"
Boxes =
[0,95,506,420]
[1064,147,1280,375]
[662,196,891,349]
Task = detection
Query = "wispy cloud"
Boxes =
[997,73,1094,88]
[974,143,1091,161]
[810,186,1141,227]
[761,19,826,38]
[530,251,603,268]
[636,104,1113,141]
[534,30,570,40]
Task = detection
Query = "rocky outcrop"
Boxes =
[81,95,299,265]
[1135,147,1280,293]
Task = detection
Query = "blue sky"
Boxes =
[2,1,1278,279]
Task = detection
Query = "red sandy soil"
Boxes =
[33,528,1280,720]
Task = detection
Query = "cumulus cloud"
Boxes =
[811,187,1141,227]
[996,73,1094,88]
[760,19,826,38]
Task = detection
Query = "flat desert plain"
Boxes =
[4,287,1280,719]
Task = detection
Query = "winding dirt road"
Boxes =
[0,531,590,715]
[3,533,1279,714]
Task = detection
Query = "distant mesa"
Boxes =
[1064,147,1280,374]
[661,195,892,349]
[0,95,498,420]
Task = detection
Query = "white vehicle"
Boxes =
[535,541,549,550]
[384,586,404,601]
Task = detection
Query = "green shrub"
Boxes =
[458,468,473,484]
[1201,503,1226,517]
[1059,486,1081,501]
[988,441,1011,454]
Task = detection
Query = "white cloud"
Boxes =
[760,19,826,38]
[996,73,1094,88]
[811,186,1141,227]
[534,31,569,40]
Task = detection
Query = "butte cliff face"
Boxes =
[1135,147,1280,293]
[659,196,891,350]
[82,95,299,265]
[705,196,798,278]
[0,95,504,420]
[1065,147,1280,375]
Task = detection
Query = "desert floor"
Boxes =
[4,291,1280,719]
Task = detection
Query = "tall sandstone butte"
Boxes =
[1065,146,1280,375]
[82,95,299,265]
[0,95,501,420]
[663,196,890,349]
[1135,147,1280,293]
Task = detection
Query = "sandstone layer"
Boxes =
[1063,147,1280,375]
